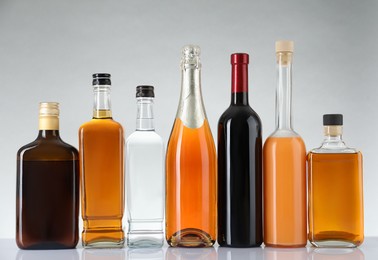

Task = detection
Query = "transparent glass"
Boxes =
[126,97,164,248]
[263,51,307,247]
[79,84,125,248]
[308,127,364,247]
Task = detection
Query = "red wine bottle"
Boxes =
[217,53,263,247]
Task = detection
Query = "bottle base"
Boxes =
[167,228,215,247]
[127,231,164,248]
[310,240,359,248]
[82,229,124,248]
[264,242,307,248]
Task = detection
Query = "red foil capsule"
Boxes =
[231,53,249,93]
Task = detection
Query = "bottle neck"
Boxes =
[321,126,346,148]
[276,52,293,130]
[38,130,60,139]
[93,85,112,119]
[231,63,249,105]
[177,65,206,128]
[136,98,155,131]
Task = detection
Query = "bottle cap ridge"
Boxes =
[323,114,343,126]
[231,53,249,64]
[92,73,111,86]
[136,85,155,98]
[275,40,294,53]
[181,45,201,68]
[39,102,59,117]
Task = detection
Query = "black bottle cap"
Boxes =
[92,73,111,85]
[136,85,155,98]
[323,114,343,126]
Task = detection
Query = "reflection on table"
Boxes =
[82,248,125,260]
[263,247,308,260]
[128,248,164,260]
[217,247,263,260]
[308,248,364,260]
[16,249,79,260]
[166,247,216,260]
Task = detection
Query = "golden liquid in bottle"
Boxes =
[166,118,217,247]
[263,136,307,247]
[79,112,124,248]
[308,152,364,247]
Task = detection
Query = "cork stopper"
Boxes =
[323,114,343,136]
[276,41,293,65]
[39,102,59,130]
[275,40,294,53]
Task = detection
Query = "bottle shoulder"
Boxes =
[310,145,359,154]
[126,130,163,145]
[219,105,261,124]
[18,137,79,161]
[79,118,124,133]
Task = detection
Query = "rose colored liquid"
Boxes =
[263,136,307,247]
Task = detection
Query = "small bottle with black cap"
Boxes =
[126,85,164,248]
[308,114,364,247]
[79,73,125,248]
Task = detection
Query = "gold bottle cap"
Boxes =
[39,102,59,130]
[275,40,294,53]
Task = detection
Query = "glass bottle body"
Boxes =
[263,45,307,247]
[166,45,217,247]
[126,95,164,248]
[308,133,364,247]
[79,80,125,248]
[16,103,79,249]
[217,54,263,248]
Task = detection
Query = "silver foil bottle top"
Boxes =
[181,45,201,69]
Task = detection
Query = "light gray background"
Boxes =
[0,0,377,238]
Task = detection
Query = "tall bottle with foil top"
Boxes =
[263,41,307,247]
[79,73,125,248]
[166,45,217,247]
[16,102,79,249]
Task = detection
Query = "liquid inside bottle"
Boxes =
[217,53,263,247]
[79,73,125,248]
[308,114,364,247]
[166,45,217,247]
[16,102,79,249]
[126,85,164,248]
[263,41,307,247]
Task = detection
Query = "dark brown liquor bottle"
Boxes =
[16,102,79,249]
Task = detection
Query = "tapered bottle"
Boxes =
[16,102,79,249]
[217,53,263,247]
[166,45,217,247]
[126,85,164,248]
[79,73,125,248]
[263,41,307,247]
[308,114,364,247]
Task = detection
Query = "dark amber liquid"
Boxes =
[16,131,79,249]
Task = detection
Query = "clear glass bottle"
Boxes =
[263,41,307,247]
[308,114,364,247]
[79,73,125,248]
[16,102,79,249]
[166,45,217,247]
[126,85,164,248]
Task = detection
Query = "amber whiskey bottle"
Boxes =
[308,114,364,247]
[16,102,79,249]
[166,45,217,247]
[79,73,125,248]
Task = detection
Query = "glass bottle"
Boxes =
[217,53,263,247]
[166,45,217,247]
[126,85,164,248]
[79,73,125,248]
[16,102,79,249]
[263,41,307,247]
[308,114,364,247]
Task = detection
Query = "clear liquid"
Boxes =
[126,130,164,248]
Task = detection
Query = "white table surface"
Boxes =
[1,238,377,260]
